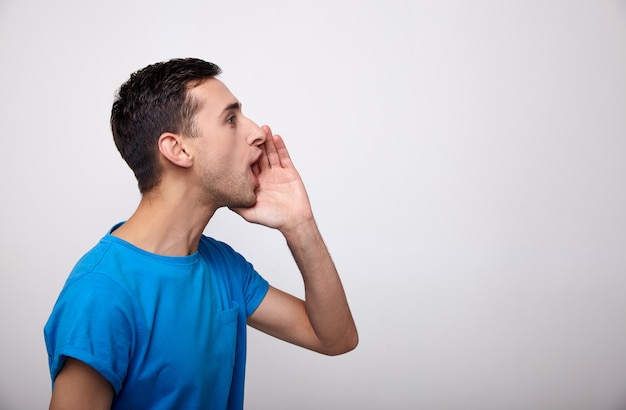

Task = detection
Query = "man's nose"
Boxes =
[247,120,267,147]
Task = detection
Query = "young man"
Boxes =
[44,58,358,409]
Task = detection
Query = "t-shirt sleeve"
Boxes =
[44,273,135,394]
[206,238,269,317]
[240,257,269,317]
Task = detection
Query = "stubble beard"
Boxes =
[206,172,257,210]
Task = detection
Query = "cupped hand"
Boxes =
[231,126,314,233]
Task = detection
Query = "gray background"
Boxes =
[1,0,625,409]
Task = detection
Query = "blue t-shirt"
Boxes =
[44,227,269,409]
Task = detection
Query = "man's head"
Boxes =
[110,58,222,193]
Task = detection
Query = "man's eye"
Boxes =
[227,115,236,124]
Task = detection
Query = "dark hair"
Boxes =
[110,58,222,193]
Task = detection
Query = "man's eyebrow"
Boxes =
[219,102,241,117]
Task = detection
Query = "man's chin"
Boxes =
[228,196,257,210]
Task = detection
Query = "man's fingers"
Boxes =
[272,134,293,168]
[262,125,280,168]
[258,125,293,170]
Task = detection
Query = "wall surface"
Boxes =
[1,1,625,409]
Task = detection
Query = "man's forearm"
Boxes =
[283,219,358,355]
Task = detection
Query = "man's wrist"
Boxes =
[280,216,318,244]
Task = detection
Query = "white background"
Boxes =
[1,1,625,409]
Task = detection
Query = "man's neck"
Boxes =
[111,189,217,257]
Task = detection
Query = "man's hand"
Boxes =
[232,125,313,234]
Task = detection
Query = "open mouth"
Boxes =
[250,155,261,188]
[251,165,260,188]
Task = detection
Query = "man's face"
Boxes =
[184,78,266,208]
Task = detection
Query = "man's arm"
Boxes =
[248,220,358,355]
[50,358,114,410]
[235,126,358,355]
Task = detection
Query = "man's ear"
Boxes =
[158,132,193,168]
